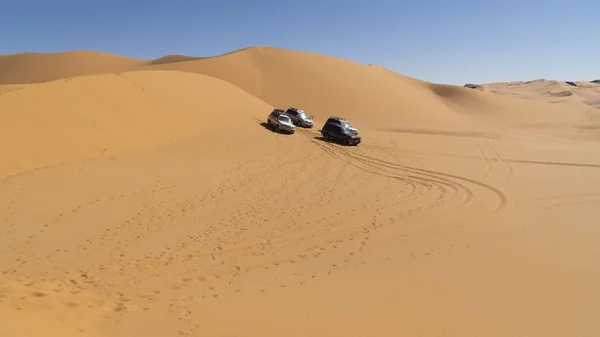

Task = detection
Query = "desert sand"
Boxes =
[1,46,600,337]
[482,78,600,107]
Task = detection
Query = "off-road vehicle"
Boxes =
[324,116,359,135]
[320,120,361,146]
[284,107,314,128]
[267,109,296,134]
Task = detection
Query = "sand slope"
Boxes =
[144,47,600,136]
[0,51,145,85]
[0,281,114,337]
[144,47,481,129]
[0,70,272,179]
[2,46,600,337]
[0,47,249,85]
[0,84,27,94]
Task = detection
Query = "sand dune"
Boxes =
[0,47,250,85]
[483,79,600,107]
[143,47,600,135]
[143,46,476,129]
[2,46,600,337]
[0,51,146,85]
[0,70,271,179]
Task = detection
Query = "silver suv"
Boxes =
[284,107,314,128]
[267,109,296,134]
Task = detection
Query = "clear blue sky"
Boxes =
[1,0,597,84]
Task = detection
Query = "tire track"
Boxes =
[516,192,600,209]
[352,150,508,213]
[346,149,473,206]
[311,140,463,207]
[476,141,493,181]
[306,134,508,217]
[361,143,600,170]
[487,141,514,184]
[311,139,474,207]
[130,136,447,296]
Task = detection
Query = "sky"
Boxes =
[1,0,598,84]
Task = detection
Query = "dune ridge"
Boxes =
[0,46,258,85]
[0,51,147,85]
[142,47,600,131]
[3,46,599,111]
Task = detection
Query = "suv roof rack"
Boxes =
[328,116,346,120]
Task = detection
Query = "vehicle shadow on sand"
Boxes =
[259,122,278,133]
[313,136,340,145]
[256,118,295,135]
[253,116,277,133]
[313,136,357,147]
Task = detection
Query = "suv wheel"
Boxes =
[342,138,349,146]
[323,132,330,141]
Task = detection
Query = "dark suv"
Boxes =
[320,118,361,146]
[324,116,358,135]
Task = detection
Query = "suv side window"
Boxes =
[329,124,341,133]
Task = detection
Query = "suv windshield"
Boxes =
[278,115,291,123]
[298,111,308,119]
[341,121,352,128]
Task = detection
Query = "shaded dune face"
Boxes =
[1,46,600,337]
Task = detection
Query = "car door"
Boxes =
[269,112,278,125]
[323,123,335,139]
[330,125,343,141]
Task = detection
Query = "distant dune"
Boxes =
[482,79,600,107]
[2,46,600,337]
[148,54,201,65]
[0,51,146,85]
